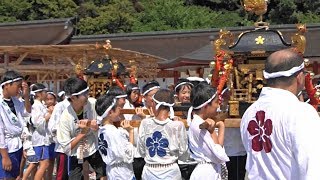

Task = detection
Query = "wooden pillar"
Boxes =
[174,70,180,84]
[4,53,9,70]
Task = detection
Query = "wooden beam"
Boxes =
[40,72,50,81]
[14,52,29,65]
[7,65,73,70]
[114,118,241,128]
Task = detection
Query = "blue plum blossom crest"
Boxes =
[146,131,169,157]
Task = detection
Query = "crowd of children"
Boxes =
[0,70,233,180]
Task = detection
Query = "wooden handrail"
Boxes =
[119,108,241,128]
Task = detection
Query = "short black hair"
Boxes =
[190,82,217,108]
[1,70,23,86]
[142,80,159,95]
[30,83,46,92]
[106,86,126,96]
[95,94,117,116]
[153,89,174,111]
[175,78,193,93]
[63,77,88,97]
[47,91,57,100]
[125,83,139,96]
[265,49,304,86]
[30,83,47,104]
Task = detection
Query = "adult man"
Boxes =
[241,49,320,179]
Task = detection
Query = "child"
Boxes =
[47,89,70,180]
[57,77,105,180]
[137,89,188,180]
[187,82,229,180]
[174,78,196,180]
[45,91,57,180]
[174,78,193,104]
[0,70,31,180]
[23,83,52,180]
[96,93,135,180]
[123,83,141,120]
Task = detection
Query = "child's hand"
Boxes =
[89,120,99,131]
[135,108,146,118]
[78,119,90,134]
[120,120,133,131]
[2,156,12,171]
[199,118,216,134]
[47,106,54,114]
[21,81,30,99]
[215,121,225,129]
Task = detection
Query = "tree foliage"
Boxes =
[0,0,319,35]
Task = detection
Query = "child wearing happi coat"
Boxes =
[23,83,52,180]
[0,70,31,180]
[137,89,188,180]
[96,93,135,180]
[187,82,229,180]
[57,77,106,180]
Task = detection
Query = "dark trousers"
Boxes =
[133,158,145,180]
[56,153,68,180]
[179,163,197,180]
[68,151,106,180]
[226,155,247,180]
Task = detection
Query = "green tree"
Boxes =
[0,0,31,22]
[77,0,136,34]
[132,0,244,32]
[28,0,78,20]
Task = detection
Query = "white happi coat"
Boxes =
[188,114,229,180]
[241,87,320,180]
[0,97,28,153]
[57,101,98,158]
[98,124,135,180]
[137,117,188,180]
[47,99,70,152]
[31,99,49,147]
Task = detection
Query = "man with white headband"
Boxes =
[241,49,320,179]
[137,89,188,179]
[57,77,106,180]
[187,82,229,180]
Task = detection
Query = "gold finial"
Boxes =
[213,29,234,52]
[291,24,307,54]
[242,0,268,26]
[103,39,112,50]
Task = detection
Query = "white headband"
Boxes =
[187,92,217,126]
[71,87,89,96]
[143,86,160,96]
[131,87,139,90]
[174,82,193,92]
[96,94,127,124]
[263,62,305,79]
[152,95,175,119]
[47,91,56,97]
[116,94,127,98]
[31,88,48,96]
[1,77,23,87]
[58,91,65,97]
[97,99,116,124]
[187,77,204,82]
